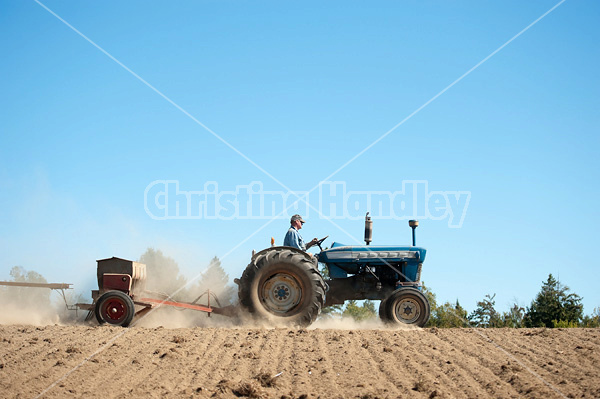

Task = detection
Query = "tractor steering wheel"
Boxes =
[314,236,328,251]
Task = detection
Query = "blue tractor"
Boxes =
[237,214,430,327]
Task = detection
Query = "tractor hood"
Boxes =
[319,242,427,264]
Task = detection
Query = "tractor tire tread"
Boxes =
[238,248,325,326]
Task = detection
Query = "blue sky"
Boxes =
[1,0,599,315]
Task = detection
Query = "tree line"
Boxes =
[140,250,599,328]
[339,273,599,328]
[7,249,596,329]
[139,248,236,306]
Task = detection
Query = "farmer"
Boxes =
[284,214,318,251]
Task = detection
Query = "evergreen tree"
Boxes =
[139,248,188,299]
[195,257,236,306]
[422,283,468,327]
[524,274,583,328]
[502,303,525,328]
[434,300,470,328]
[469,294,502,328]
[454,301,469,326]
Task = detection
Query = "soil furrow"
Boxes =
[1,325,599,399]
[439,329,565,398]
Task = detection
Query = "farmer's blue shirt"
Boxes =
[284,226,305,250]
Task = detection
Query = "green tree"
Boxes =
[434,300,470,328]
[422,282,438,327]
[524,274,583,328]
[469,294,503,328]
[423,283,468,328]
[552,319,579,328]
[342,300,377,322]
[421,283,437,314]
[195,257,236,306]
[139,248,188,299]
[502,303,525,328]
[580,307,600,328]
[426,299,470,328]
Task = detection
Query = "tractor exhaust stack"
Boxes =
[364,212,373,245]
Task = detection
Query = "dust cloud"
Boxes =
[132,307,239,329]
[0,303,59,326]
[1,254,410,330]
[0,266,86,326]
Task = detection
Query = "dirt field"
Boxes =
[0,323,599,399]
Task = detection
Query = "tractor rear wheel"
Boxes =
[381,287,430,327]
[238,248,325,326]
[95,290,136,327]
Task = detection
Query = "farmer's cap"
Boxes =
[290,214,305,224]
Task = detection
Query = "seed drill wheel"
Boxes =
[238,247,325,327]
[95,290,136,327]
[380,287,430,327]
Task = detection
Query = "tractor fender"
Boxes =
[251,246,313,263]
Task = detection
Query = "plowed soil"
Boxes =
[0,324,598,398]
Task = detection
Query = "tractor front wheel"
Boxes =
[380,287,430,327]
[95,290,136,327]
[378,297,389,321]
